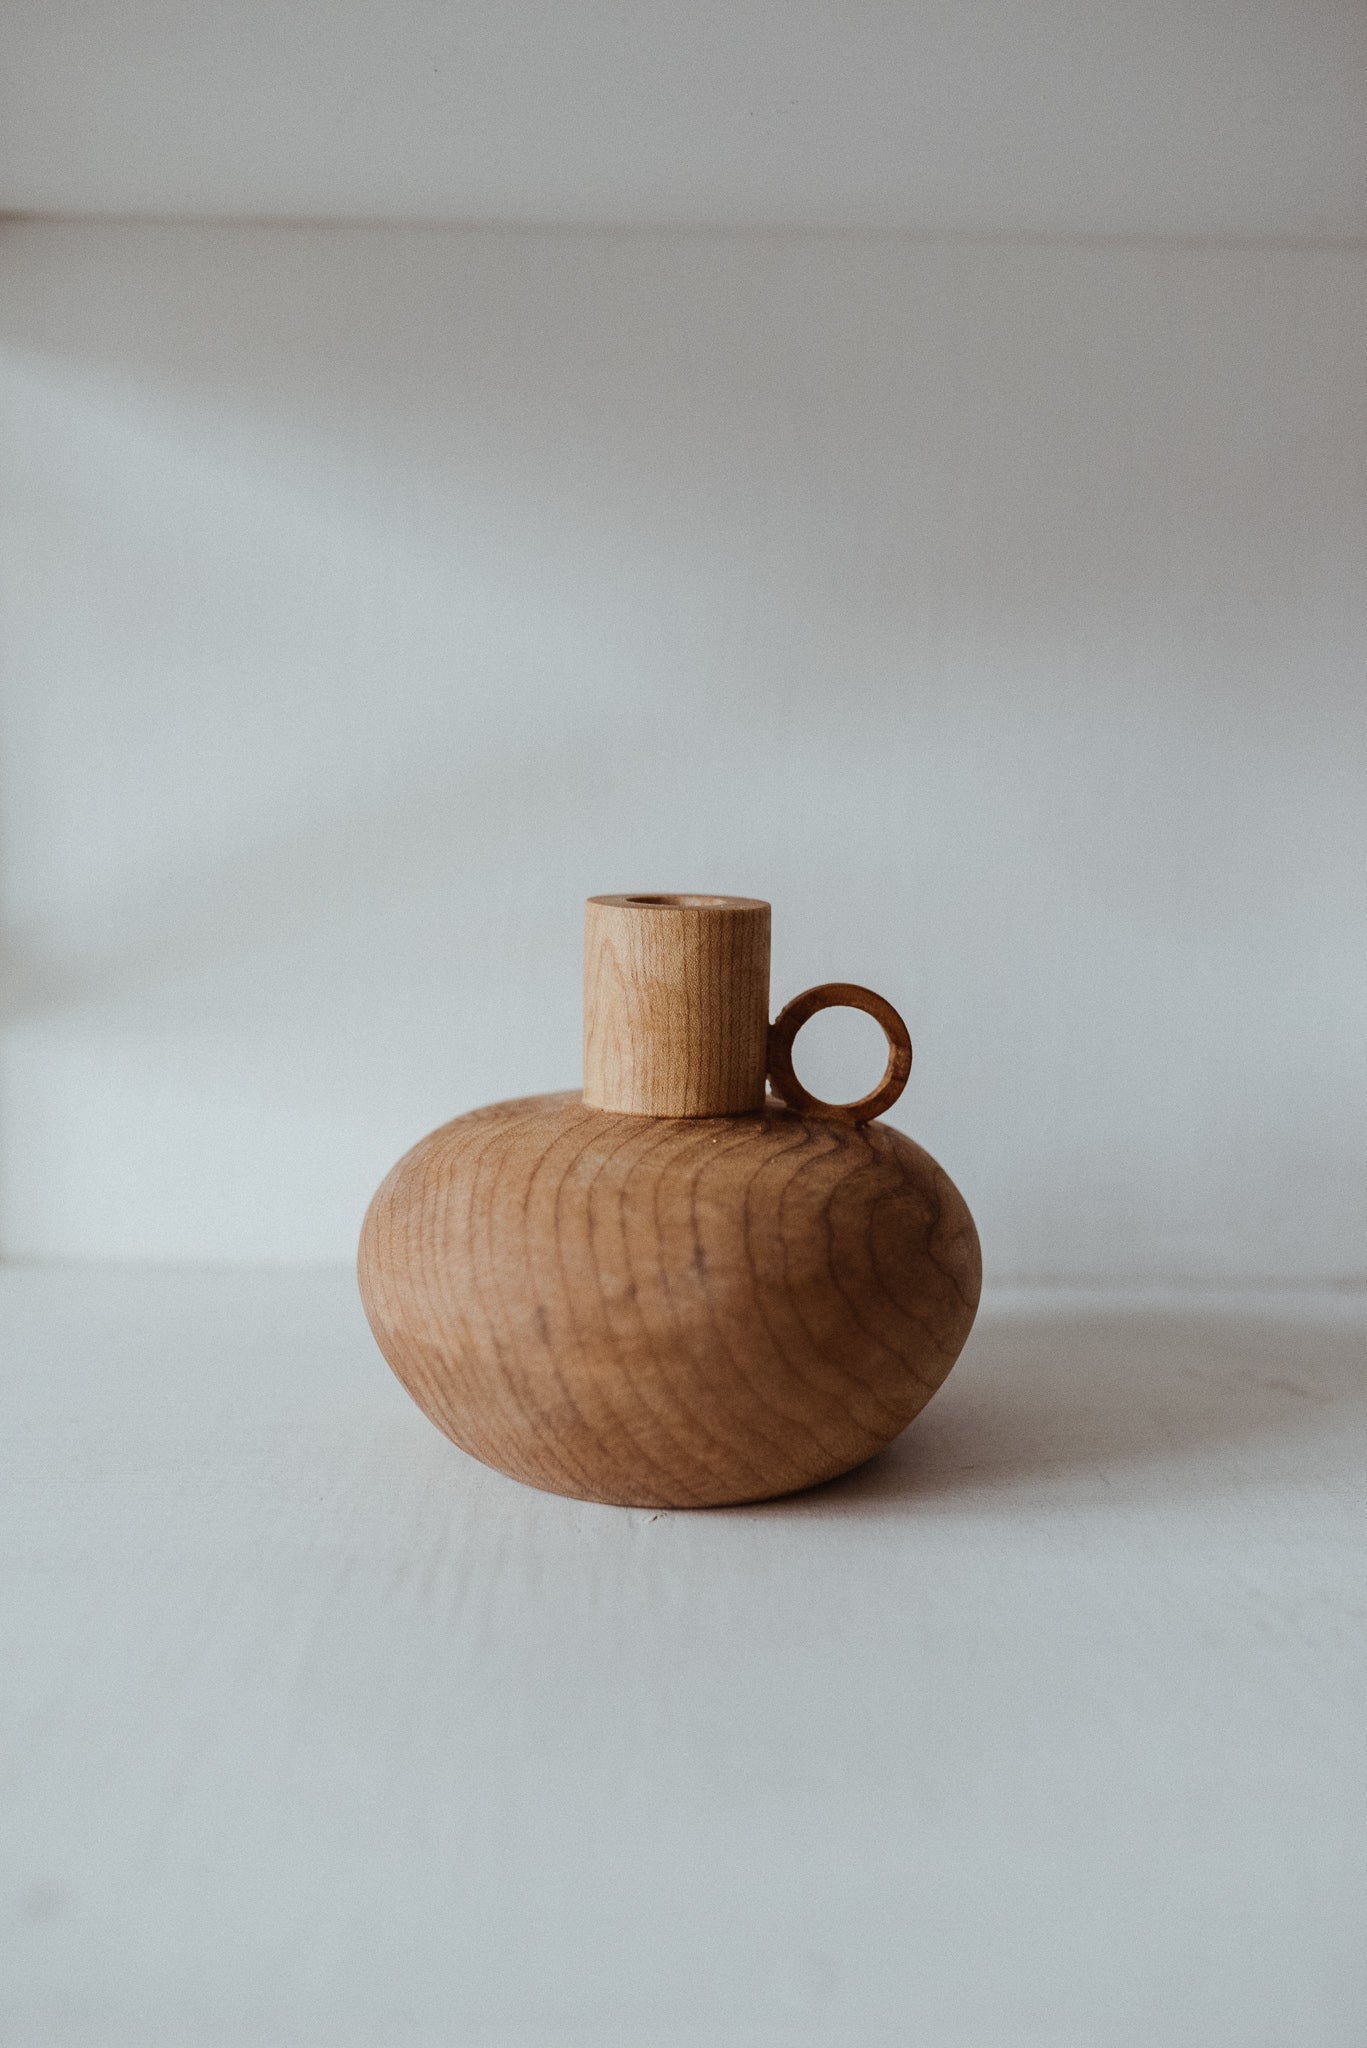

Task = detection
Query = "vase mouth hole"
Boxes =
[596,892,769,912]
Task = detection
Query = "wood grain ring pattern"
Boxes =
[767,983,913,1125]
[358,1091,979,1507]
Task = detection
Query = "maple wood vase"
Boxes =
[358,893,981,1506]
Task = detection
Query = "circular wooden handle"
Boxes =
[767,983,912,1125]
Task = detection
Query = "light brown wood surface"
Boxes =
[583,893,771,1117]
[360,891,980,1506]
[768,980,913,1124]
[359,1092,980,1507]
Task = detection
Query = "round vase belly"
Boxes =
[359,1090,981,1508]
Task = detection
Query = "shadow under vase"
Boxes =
[757,1292,1367,1519]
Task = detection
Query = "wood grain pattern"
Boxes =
[583,893,771,1117]
[359,1091,981,1507]
[363,891,979,1505]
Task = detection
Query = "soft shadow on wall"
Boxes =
[1,221,1364,1272]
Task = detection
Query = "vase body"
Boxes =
[359,894,981,1507]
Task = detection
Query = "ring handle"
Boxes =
[766,983,912,1125]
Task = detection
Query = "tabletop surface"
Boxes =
[3,1265,1364,2046]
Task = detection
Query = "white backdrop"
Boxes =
[4,0,1365,238]
[2,221,1364,1275]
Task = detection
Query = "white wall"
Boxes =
[2,220,1364,1276]
[3,0,1365,238]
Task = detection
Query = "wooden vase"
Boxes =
[358,894,981,1507]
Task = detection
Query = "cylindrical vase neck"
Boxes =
[582,894,771,1117]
